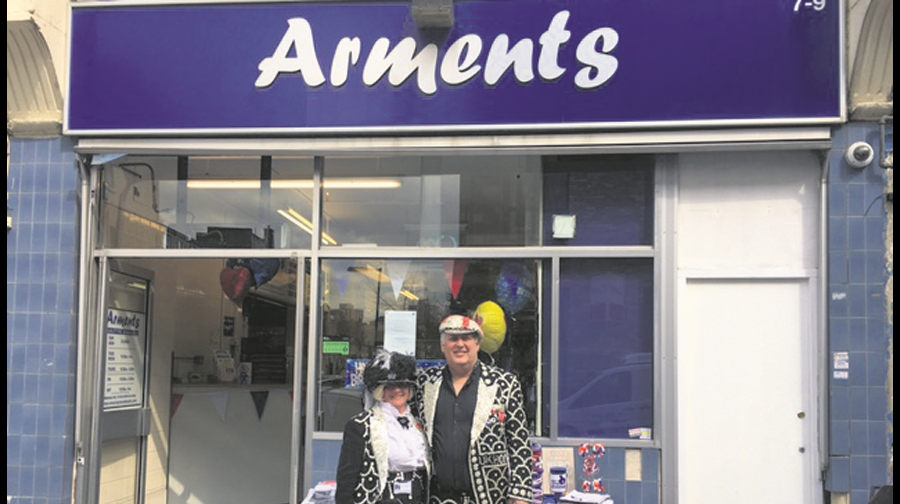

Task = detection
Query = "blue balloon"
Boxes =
[495,262,534,315]
[248,259,282,287]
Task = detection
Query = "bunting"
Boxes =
[444,260,469,300]
[386,260,412,299]
[250,391,270,420]
[329,260,356,299]
[211,391,230,423]
[171,394,184,418]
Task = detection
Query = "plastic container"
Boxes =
[549,466,567,496]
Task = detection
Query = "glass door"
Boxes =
[98,264,154,504]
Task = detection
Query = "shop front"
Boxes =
[66,2,842,504]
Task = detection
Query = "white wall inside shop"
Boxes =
[167,388,293,504]
[675,151,822,504]
[120,259,250,504]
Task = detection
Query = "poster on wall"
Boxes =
[104,308,146,410]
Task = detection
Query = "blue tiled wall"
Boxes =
[7,137,80,504]
[312,440,660,504]
[591,447,660,504]
[826,123,893,503]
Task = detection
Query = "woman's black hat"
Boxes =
[363,349,417,391]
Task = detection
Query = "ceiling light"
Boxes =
[277,208,338,246]
[399,290,420,302]
[186,179,401,190]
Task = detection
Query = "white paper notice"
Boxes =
[833,351,850,370]
[384,311,417,356]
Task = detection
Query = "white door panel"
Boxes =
[678,279,816,504]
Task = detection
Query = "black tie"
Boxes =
[397,417,410,429]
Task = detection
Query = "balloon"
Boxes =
[474,301,507,354]
[248,258,281,288]
[220,267,254,305]
[495,262,534,315]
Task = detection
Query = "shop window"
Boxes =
[321,156,542,247]
[557,259,654,439]
[318,258,544,433]
[99,155,315,249]
[543,155,655,246]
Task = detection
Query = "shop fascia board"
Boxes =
[74,127,833,156]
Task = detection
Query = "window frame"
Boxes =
[85,150,674,501]
[306,153,667,449]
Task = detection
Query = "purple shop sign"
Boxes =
[67,0,842,134]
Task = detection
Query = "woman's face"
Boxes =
[383,383,411,412]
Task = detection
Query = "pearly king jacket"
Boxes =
[415,362,533,504]
[336,406,432,504]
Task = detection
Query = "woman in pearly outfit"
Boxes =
[336,350,431,504]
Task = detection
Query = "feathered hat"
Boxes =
[362,349,417,408]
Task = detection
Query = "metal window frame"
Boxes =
[73,128,829,501]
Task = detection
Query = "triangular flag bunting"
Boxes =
[211,391,229,423]
[329,260,356,299]
[337,276,350,298]
[251,391,269,420]
[386,260,411,299]
[444,260,469,300]
[171,394,184,418]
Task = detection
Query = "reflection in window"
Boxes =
[558,259,654,439]
[318,259,543,433]
[322,156,542,247]
[570,371,631,409]
[544,155,655,246]
[99,156,315,249]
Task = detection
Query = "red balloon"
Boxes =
[220,267,253,305]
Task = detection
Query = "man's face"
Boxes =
[440,332,481,368]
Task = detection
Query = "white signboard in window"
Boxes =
[104,309,145,410]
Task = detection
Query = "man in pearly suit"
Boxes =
[414,315,532,504]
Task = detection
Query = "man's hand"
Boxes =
[509,500,530,504]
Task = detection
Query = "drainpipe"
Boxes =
[73,154,95,504]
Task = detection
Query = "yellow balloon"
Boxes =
[474,301,507,354]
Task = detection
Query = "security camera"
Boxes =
[845,141,875,169]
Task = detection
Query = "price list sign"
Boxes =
[104,309,146,410]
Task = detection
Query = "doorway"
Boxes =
[95,257,305,504]
[677,279,819,504]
